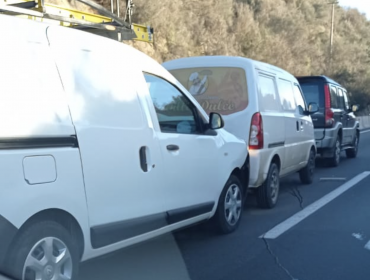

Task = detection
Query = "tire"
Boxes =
[346,132,359,158]
[214,175,243,234]
[257,163,280,209]
[299,149,315,184]
[6,221,79,280]
[328,136,341,167]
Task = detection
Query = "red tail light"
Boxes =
[324,84,334,127]
[249,112,263,150]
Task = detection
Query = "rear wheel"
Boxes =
[346,132,359,158]
[257,163,280,209]
[328,136,341,167]
[6,221,79,280]
[299,149,315,184]
[214,175,243,234]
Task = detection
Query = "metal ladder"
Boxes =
[0,0,153,42]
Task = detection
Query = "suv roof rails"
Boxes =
[0,0,153,43]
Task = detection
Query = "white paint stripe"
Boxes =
[319,178,346,181]
[365,240,370,251]
[261,171,370,239]
[360,130,370,134]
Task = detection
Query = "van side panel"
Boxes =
[256,72,286,170]
[0,18,75,138]
[0,16,89,264]
[48,27,168,257]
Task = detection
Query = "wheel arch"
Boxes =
[271,154,281,171]
[13,208,85,259]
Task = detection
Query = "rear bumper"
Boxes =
[248,149,272,188]
[0,215,18,268]
[315,128,337,149]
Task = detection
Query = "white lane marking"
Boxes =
[261,171,370,239]
[352,233,365,241]
[365,240,370,251]
[320,177,347,181]
[360,130,370,134]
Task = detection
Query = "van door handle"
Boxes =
[167,145,179,151]
[296,121,300,131]
[139,146,148,172]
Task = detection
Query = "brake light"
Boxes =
[249,112,263,150]
[324,84,331,108]
[324,84,334,127]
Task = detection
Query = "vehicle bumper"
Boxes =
[0,215,18,268]
[248,149,271,188]
[315,128,337,149]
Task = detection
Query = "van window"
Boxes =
[329,85,338,108]
[293,84,306,114]
[337,88,345,109]
[258,75,281,112]
[169,67,248,115]
[277,79,295,111]
[144,74,200,134]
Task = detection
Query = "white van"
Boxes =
[0,16,249,280]
[163,56,318,209]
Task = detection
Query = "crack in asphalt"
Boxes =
[261,236,298,280]
[288,186,304,209]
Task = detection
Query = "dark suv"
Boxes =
[297,76,359,167]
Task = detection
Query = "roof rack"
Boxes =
[0,0,153,42]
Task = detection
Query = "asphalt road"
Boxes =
[80,130,370,280]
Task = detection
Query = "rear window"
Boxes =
[299,82,324,107]
[169,67,248,115]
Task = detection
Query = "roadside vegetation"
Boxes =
[57,0,370,113]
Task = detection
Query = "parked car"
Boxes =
[163,56,318,209]
[0,15,250,280]
[296,76,360,167]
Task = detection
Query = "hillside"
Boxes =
[56,0,370,112]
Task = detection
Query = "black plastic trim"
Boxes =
[90,213,168,249]
[166,202,214,225]
[0,136,78,150]
[268,141,285,149]
[90,202,215,248]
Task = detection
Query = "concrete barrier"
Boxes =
[357,116,370,129]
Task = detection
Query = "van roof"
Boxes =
[0,14,172,83]
[163,55,296,80]
[296,75,342,87]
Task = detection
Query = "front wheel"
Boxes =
[214,175,243,234]
[257,163,280,209]
[6,221,79,280]
[299,149,315,184]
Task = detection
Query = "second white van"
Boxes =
[163,56,318,209]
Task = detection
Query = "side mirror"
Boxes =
[307,102,319,115]
[209,112,224,130]
[351,104,359,112]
